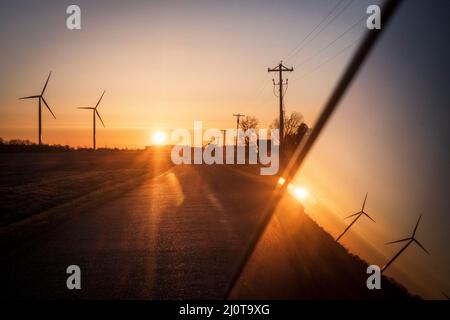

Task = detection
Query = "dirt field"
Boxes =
[0,147,173,227]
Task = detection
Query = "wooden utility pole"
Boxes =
[268,62,293,149]
[233,113,245,147]
[220,129,227,146]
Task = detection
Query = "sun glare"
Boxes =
[152,131,167,145]
[294,187,308,201]
[278,177,309,203]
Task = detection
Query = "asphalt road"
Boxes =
[1,164,277,299]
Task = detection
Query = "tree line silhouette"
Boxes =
[0,138,129,153]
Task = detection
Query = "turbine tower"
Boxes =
[382,214,429,273]
[77,91,106,150]
[336,192,375,242]
[19,72,56,145]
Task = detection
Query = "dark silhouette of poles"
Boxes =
[268,62,293,154]
[220,129,227,146]
[224,0,403,299]
[233,113,245,147]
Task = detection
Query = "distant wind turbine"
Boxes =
[382,214,429,273]
[336,192,375,242]
[77,91,106,150]
[19,72,56,145]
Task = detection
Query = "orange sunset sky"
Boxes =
[0,0,375,148]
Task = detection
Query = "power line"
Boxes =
[282,79,289,97]
[252,1,368,124]
[272,79,289,98]
[295,16,365,69]
[287,0,356,62]
[246,71,273,116]
[253,73,271,102]
[225,0,403,300]
[255,0,367,119]
[253,91,274,110]
[284,0,346,61]
[273,80,279,97]
[295,36,362,81]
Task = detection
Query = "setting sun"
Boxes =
[152,131,167,145]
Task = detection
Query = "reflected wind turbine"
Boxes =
[336,192,375,242]
[382,214,429,273]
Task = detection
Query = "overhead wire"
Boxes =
[284,0,346,61]
[287,0,356,62]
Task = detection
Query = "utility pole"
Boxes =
[268,61,293,151]
[221,129,227,163]
[233,113,245,147]
[220,129,227,146]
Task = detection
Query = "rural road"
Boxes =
[1,164,278,299]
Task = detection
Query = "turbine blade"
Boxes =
[77,107,94,109]
[345,211,361,219]
[42,97,56,119]
[385,238,411,245]
[414,239,430,255]
[362,192,368,211]
[413,214,422,237]
[41,72,52,95]
[363,212,376,223]
[96,110,105,128]
[19,95,40,100]
[95,91,106,109]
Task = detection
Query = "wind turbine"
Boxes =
[382,214,429,273]
[336,192,375,242]
[441,291,449,300]
[77,91,106,150]
[19,72,56,145]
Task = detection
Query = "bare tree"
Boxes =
[296,123,310,142]
[271,112,303,136]
[238,116,259,148]
[240,116,259,131]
